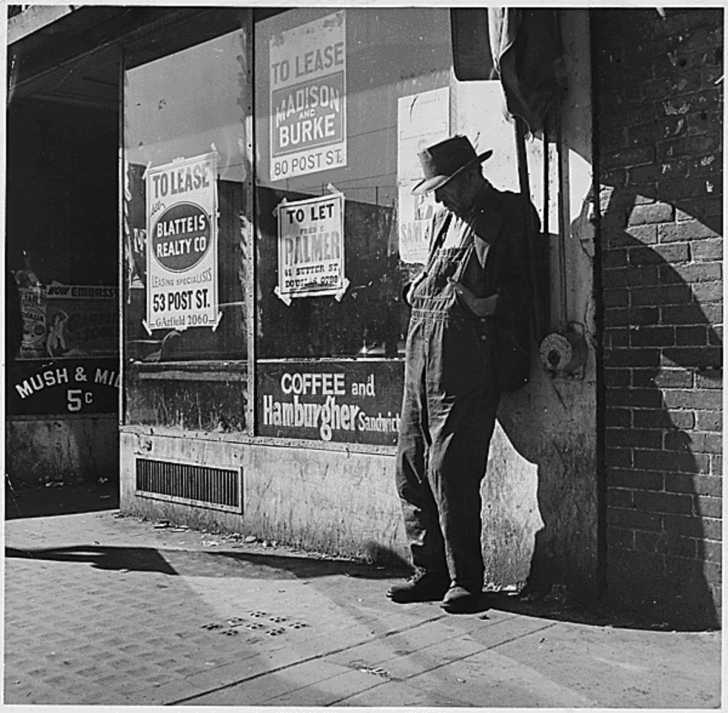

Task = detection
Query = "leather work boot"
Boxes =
[440,583,482,613]
[386,569,451,603]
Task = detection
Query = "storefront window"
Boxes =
[119,8,525,443]
[123,26,249,364]
[253,8,453,445]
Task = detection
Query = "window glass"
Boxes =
[254,8,452,359]
[123,28,248,363]
[253,8,453,446]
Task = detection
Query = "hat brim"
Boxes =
[411,149,493,195]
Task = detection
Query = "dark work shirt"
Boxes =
[430,184,539,316]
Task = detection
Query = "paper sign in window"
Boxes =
[144,152,221,333]
[269,11,347,181]
[396,87,450,264]
[274,193,349,305]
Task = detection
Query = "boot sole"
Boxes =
[386,582,450,604]
[440,592,486,614]
[387,591,448,604]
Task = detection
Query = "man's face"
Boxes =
[433,169,479,217]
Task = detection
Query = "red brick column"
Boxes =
[593,8,722,627]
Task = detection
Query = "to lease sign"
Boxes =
[269,11,347,180]
[144,153,221,333]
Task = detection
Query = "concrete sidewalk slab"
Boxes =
[3,509,721,707]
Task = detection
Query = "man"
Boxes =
[388,135,538,613]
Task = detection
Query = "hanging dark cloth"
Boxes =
[487,8,564,134]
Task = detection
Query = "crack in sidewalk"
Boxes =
[329,621,560,705]
[166,613,449,705]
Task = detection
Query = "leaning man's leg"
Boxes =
[428,389,498,594]
[395,389,448,577]
[388,323,449,603]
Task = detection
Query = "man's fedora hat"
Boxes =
[411,135,493,195]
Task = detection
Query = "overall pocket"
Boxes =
[435,312,492,396]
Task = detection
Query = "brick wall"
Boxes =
[593,8,722,628]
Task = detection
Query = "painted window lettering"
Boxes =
[9,359,119,416]
[280,371,346,396]
[67,388,94,412]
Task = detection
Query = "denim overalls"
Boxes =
[395,215,500,592]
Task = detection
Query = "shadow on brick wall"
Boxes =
[601,186,721,629]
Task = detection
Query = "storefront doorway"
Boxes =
[5,46,121,504]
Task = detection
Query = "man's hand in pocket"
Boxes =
[448,279,499,317]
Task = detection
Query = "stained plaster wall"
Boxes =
[120,431,405,563]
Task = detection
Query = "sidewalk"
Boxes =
[3,506,721,707]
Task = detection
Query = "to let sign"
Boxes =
[274,192,348,304]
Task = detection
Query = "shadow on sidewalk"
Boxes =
[486,591,716,633]
[4,544,406,581]
[6,543,708,632]
[5,545,177,574]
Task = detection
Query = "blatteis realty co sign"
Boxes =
[144,152,221,334]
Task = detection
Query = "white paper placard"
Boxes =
[274,192,349,305]
[269,11,347,181]
[144,152,220,333]
[396,87,449,264]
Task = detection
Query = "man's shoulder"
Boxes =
[484,187,539,227]
[486,186,532,208]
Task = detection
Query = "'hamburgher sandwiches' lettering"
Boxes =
[262,371,399,441]
[262,394,400,442]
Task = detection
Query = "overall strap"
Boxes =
[424,211,453,274]
[451,228,476,283]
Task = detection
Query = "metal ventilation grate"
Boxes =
[135,458,242,513]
